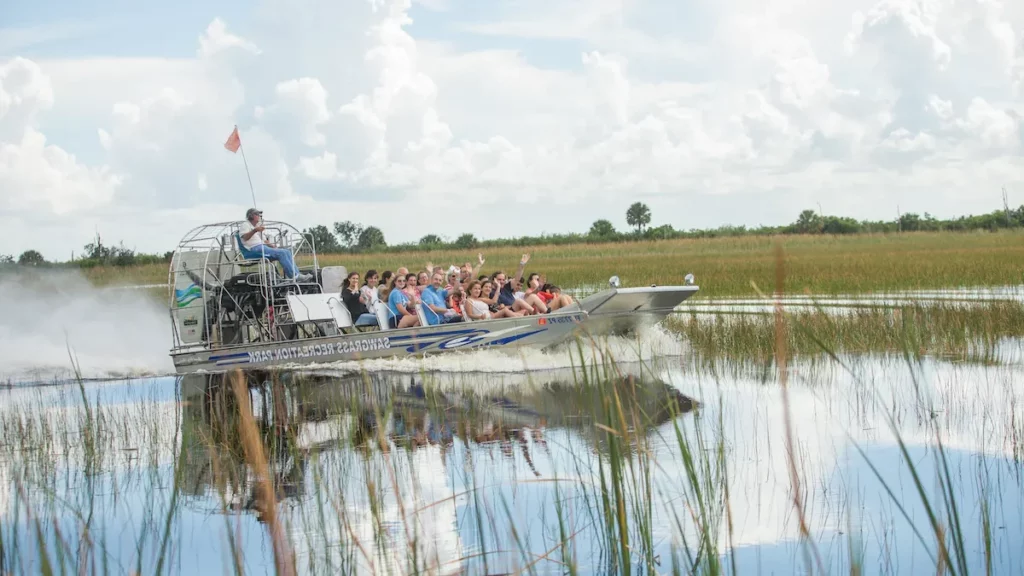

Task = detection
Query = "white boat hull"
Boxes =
[170,285,698,374]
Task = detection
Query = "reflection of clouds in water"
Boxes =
[897,361,1024,458]
[0,352,1021,573]
[661,357,1024,563]
[295,451,464,574]
[661,371,845,550]
[279,411,466,573]
[0,381,181,473]
[0,463,8,521]
[0,379,181,560]
[275,386,619,573]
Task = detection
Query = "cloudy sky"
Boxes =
[1,0,1022,260]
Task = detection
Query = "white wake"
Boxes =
[0,270,174,384]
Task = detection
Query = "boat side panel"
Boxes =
[172,313,584,373]
[574,310,675,338]
[573,285,699,337]
[581,286,699,315]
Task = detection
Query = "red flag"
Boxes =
[224,126,241,153]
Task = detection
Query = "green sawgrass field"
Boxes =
[670,299,1024,364]
[84,230,1024,298]
[7,231,1024,575]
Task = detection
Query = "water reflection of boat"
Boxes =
[177,368,697,517]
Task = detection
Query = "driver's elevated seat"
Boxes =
[234,232,269,262]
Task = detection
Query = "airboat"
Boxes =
[168,221,699,374]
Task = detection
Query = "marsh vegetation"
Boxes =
[671,299,1024,364]
[3,244,1023,574]
[80,231,1024,299]
[0,313,1021,574]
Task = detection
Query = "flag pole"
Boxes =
[234,125,258,209]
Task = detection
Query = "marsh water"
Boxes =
[0,279,1022,574]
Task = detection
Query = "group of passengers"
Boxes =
[238,209,574,330]
[339,253,575,329]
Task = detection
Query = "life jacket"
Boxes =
[449,292,464,315]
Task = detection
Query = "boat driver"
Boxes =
[239,208,312,282]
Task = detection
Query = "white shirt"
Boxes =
[467,298,491,320]
[239,221,266,249]
[360,285,380,310]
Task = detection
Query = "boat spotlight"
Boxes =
[684,273,695,285]
[609,275,621,288]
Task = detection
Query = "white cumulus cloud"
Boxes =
[1,0,1022,259]
[0,57,119,220]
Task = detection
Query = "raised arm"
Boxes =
[471,253,486,277]
[525,274,548,296]
[479,289,498,306]
[509,253,529,291]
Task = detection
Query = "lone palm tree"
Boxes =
[625,202,652,234]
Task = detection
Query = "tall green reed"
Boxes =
[671,299,1024,365]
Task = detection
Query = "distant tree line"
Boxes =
[3,201,1023,267]
[301,201,1024,254]
[0,238,173,269]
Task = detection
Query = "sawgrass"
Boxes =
[4,242,1018,574]
[82,230,1024,298]
[0,331,1019,573]
[671,299,1024,365]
